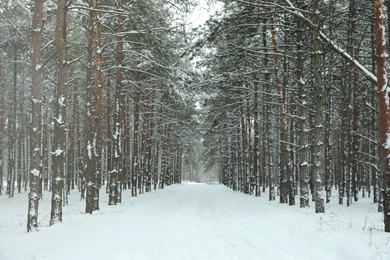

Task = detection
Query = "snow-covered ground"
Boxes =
[0,183,389,260]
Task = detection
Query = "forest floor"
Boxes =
[0,182,389,260]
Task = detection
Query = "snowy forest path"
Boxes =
[1,183,388,260]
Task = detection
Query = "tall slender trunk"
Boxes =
[153,125,159,190]
[374,0,390,232]
[107,78,116,203]
[85,0,99,214]
[236,121,243,192]
[7,46,17,198]
[324,62,333,204]
[17,83,23,194]
[109,0,125,205]
[296,7,310,207]
[68,85,75,195]
[231,125,237,191]
[94,5,103,200]
[144,94,153,192]
[312,0,325,213]
[345,0,355,207]
[239,93,248,194]
[324,1,334,204]
[352,69,360,203]
[50,0,68,225]
[283,17,295,205]
[262,19,273,200]
[324,79,332,203]
[70,83,78,191]
[0,60,3,196]
[27,0,44,232]
[338,64,348,205]
[139,100,146,193]
[125,103,131,189]
[246,91,252,195]
[369,19,379,205]
[132,72,142,196]
[270,10,288,204]
[253,73,259,197]
[42,99,48,193]
[159,125,167,189]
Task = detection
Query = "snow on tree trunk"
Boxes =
[27,0,44,232]
[132,72,142,197]
[253,73,260,197]
[106,78,112,196]
[269,10,289,205]
[296,8,310,208]
[0,61,3,196]
[0,59,2,196]
[85,0,99,214]
[108,79,118,206]
[374,0,390,232]
[312,0,325,213]
[109,0,125,205]
[94,6,103,210]
[50,0,68,226]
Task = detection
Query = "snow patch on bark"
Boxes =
[383,133,390,150]
[30,168,40,177]
[53,114,64,125]
[58,95,66,107]
[87,141,93,159]
[52,149,64,157]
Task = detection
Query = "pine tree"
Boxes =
[374,0,390,232]
[50,0,68,225]
[27,0,44,232]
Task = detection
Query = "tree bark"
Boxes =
[312,0,325,213]
[85,0,99,214]
[253,73,260,197]
[94,5,103,207]
[50,0,68,225]
[374,0,390,232]
[269,10,289,204]
[132,72,142,196]
[109,0,125,205]
[0,60,3,196]
[27,0,44,232]
[296,2,310,207]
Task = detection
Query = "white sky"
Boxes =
[186,0,223,28]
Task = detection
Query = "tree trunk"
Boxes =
[94,5,103,204]
[374,0,390,232]
[110,0,125,204]
[132,72,142,196]
[352,69,360,203]
[85,0,99,214]
[144,94,153,193]
[0,58,2,196]
[312,0,325,213]
[17,84,23,194]
[239,93,248,194]
[324,1,334,204]
[27,0,44,232]
[107,77,117,205]
[8,45,17,198]
[296,5,310,207]
[0,60,2,196]
[269,10,289,204]
[253,73,259,197]
[50,0,68,225]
